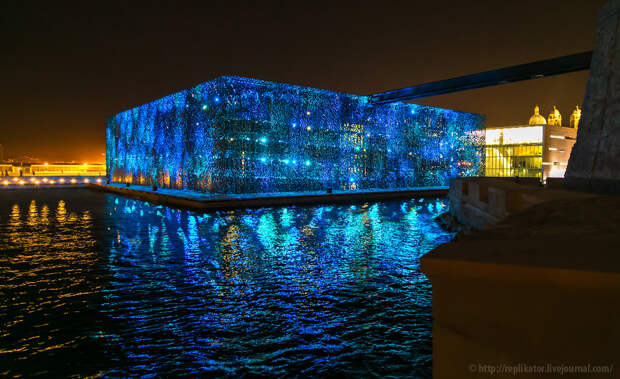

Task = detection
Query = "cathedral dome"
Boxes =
[570,105,581,128]
[528,105,547,125]
[548,106,562,127]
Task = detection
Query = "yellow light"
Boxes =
[2,180,8,186]
[83,163,88,166]
[29,178,35,182]
[70,179,77,183]
[59,179,65,183]
[34,180,40,185]
[50,180,55,184]
[19,180,25,185]
[44,162,48,166]
[84,179,90,183]
[96,178,102,183]
[486,126,543,145]
[42,178,48,182]
[12,178,17,182]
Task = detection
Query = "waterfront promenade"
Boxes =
[89,183,448,211]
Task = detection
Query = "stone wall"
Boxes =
[565,0,620,193]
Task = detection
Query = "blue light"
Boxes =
[106,75,484,194]
[349,177,354,182]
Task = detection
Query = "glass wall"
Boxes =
[484,144,542,178]
[484,126,543,178]
[107,76,485,194]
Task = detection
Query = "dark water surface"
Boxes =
[0,189,452,377]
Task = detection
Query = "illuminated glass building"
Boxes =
[106,76,484,194]
[485,105,579,180]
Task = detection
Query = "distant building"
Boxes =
[485,105,579,181]
[0,163,105,177]
[0,143,4,163]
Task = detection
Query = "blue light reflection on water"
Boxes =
[0,189,452,377]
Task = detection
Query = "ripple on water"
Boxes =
[0,189,452,377]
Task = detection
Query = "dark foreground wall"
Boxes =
[107,76,484,194]
[565,0,620,193]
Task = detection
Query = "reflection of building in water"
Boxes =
[485,105,579,180]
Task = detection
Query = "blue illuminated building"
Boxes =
[106,76,484,193]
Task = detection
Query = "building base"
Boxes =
[89,183,448,211]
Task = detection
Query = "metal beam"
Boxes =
[369,51,593,104]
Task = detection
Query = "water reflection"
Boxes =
[0,190,104,377]
[1,189,452,377]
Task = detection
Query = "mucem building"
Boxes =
[106,76,485,194]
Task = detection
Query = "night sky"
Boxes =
[1,0,605,163]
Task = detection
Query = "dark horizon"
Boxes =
[1,0,604,163]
